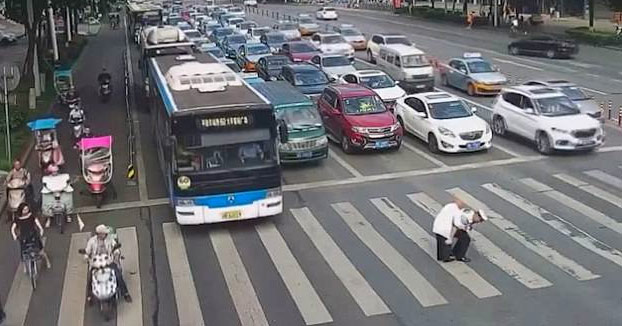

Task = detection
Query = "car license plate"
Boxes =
[297,151,313,158]
[466,142,480,150]
[578,140,595,146]
[222,210,242,220]
[376,141,390,148]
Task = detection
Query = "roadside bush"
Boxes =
[398,6,489,25]
[565,27,622,46]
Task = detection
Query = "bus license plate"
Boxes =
[222,210,242,220]
[466,142,480,150]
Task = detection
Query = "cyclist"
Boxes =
[11,203,52,270]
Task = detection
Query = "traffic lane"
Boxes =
[281,154,356,184]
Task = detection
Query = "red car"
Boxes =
[281,41,321,62]
[318,84,403,153]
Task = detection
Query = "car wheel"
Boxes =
[492,115,506,136]
[367,50,375,63]
[546,50,556,59]
[341,134,353,154]
[536,131,552,154]
[509,46,519,55]
[467,83,476,96]
[428,134,440,153]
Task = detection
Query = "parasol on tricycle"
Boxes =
[27,118,65,175]
[41,173,74,234]
[78,136,113,208]
[54,68,74,105]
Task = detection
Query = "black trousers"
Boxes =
[436,230,471,261]
[87,263,128,298]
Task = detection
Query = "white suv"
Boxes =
[395,92,492,153]
[491,86,604,154]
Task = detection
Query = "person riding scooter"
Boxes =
[84,224,132,303]
[97,68,112,101]
[5,159,32,223]
[69,103,86,140]
[97,68,112,87]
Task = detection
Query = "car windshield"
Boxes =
[294,71,328,86]
[467,61,495,73]
[185,31,202,38]
[247,44,270,55]
[341,29,362,36]
[267,34,286,43]
[343,96,386,115]
[229,18,244,25]
[279,23,298,30]
[316,56,347,68]
[360,74,395,89]
[206,48,224,57]
[429,100,472,119]
[323,35,346,44]
[215,28,234,37]
[559,86,589,101]
[536,96,580,116]
[385,36,411,45]
[176,138,276,172]
[299,17,314,24]
[228,35,247,44]
[402,55,429,68]
[276,105,323,130]
[290,43,316,53]
[240,23,256,29]
[252,28,270,37]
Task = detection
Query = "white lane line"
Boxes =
[291,208,390,317]
[370,197,503,297]
[332,202,448,307]
[482,183,622,268]
[409,193,553,288]
[401,141,447,167]
[584,169,622,189]
[255,222,333,325]
[448,188,598,281]
[75,197,170,214]
[328,148,363,177]
[581,87,607,95]
[554,173,622,210]
[4,238,47,326]
[493,58,543,71]
[565,61,596,69]
[162,223,205,326]
[210,229,269,326]
[597,146,622,153]
[520,178,622,236]
[117,227,143,326]
[57,233,91,326]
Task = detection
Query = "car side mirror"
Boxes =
[414,111,427,118]
[329,76,337,82]
[278,120,289,143]
[471,107,478,113]
[459,68,467,74]
[524,107,536,115]
[395,81,400,85]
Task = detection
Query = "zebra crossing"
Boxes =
[3,168,622,326]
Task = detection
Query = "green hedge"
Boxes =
[565,27,622,46]
[396,6,489,25]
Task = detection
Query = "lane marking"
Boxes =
[57,233,91,326]
[117,227,143,326]
[554,173,622,210]
[75,197,170,213]
[210,229,269,326]
[401,141,448,167]
[482,183,622,268]
[409,193,553,288]
[584,169,622,189]
[371,197,504,297]
[581,87,607,95]
[162,223,205,326]
[493,58,543,71]
[328,148,363,177]
[255,222,333,325]
[448,188,598,281]
[598,146,622,152]
[332,202,448,307]
[290,208,390,317]
[520,178,622,236]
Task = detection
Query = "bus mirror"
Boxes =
[278,120,289,143]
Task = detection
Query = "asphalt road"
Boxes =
[1,6,622,326]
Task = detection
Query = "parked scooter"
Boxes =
[41,173,74,234]
[6,178,27,222]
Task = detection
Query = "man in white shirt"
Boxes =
[433,199,487,263]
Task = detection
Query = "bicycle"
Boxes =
[21,242,41,290]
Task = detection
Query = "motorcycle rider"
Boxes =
[97,68,112,86]
[68,102,85,126]
[84,224,132,303]
[5,159,32,223]
[11,203,52,270]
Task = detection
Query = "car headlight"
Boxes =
[316,135,328,146]
[177,176,191,190]
[438,126,455,137]
[485,124,491,134]
[551,127,569,134]
[270,46,277,52]
[352,126,368,134]
[390,122,401,132]
[279,142,293,151]
[176,199,195,206]
[266,187,281,198]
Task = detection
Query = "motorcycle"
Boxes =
[99,80,112,103]
[41,173,74,234]
[78,240,122,321]
[6,178,27,221]
[68,107,86,141]
[27,118,65,175]
[78,136,113,208]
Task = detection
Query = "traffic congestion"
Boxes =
[1,0,622,325]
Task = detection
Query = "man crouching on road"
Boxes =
[433,198,487,263]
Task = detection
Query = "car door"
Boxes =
[500,92,530,137]
[257,58,266,79]
[311,34,321,48]
[282,43,291,59]
[516,95,539,139]
[342,74,357,84]
[447,60,467,90]
[370,35,384,56]
[407,98,429,139]
[237,45,246,66]
[318,89,338,136]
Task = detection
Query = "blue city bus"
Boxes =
[146,51,286,224]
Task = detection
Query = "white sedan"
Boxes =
[395,92,492,153]
[316,7,338,20]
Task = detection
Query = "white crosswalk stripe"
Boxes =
[370,197,504,297]
[332,202,449,307]
[117,227,143,326]
[584,169,622,190]
[553,173,622,210]
[290,208,391,317]
[482,183,622,268]
[408,193,552,289]
[57,232,90,326]
[447,188,598,281]
[255,222,333,325]
[520,178,622,236]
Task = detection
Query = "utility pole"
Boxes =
[588,0,594,31]
[66,7,72,42]
[48,1,59,61]
[26,0,41,96]
[493,0,498,26]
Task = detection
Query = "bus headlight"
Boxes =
[177,176,191,190]
[266,187,281,198]
[177,199,195,206]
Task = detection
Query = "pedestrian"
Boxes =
[466,11,475,29]
[433,198,488,263]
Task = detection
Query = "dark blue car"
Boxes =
[279,63,333,100]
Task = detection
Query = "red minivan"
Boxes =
[318,84,403,153]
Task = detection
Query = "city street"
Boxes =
[1,4,622,326]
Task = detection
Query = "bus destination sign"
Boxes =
[197,114,254,129]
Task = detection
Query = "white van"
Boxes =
[376,44,435,93]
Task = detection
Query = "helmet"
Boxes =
[95,224,110,234]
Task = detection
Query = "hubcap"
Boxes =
[494,118,504,134]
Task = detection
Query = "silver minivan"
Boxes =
[376,44,434,93]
